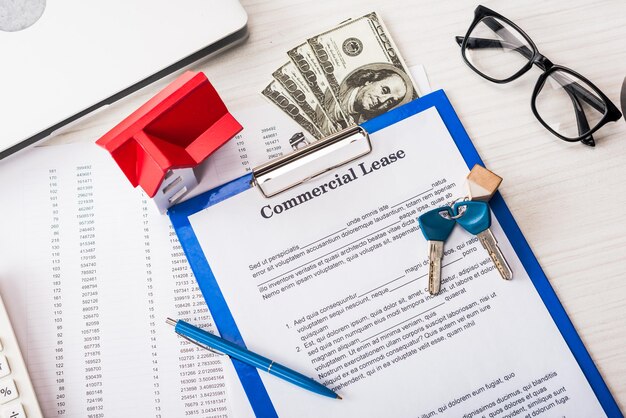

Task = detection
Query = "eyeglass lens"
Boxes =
[464,17,533,81]
[535,71,607,139]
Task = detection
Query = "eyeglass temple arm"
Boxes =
[552,71,601,146]
[455,36,533,58]
[621,77,626,120]
[569,93,595,146]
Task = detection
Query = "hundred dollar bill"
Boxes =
[307,12,419,125]
[262,80,323,140]
[273,61,337,136]
[287,42,350,131]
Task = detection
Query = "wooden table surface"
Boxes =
[50,0,626,412]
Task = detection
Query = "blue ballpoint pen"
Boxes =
[166,318,342,400]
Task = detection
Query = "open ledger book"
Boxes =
[169,91,620,417]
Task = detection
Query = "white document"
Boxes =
[0,97,327,417]
[188,107,606,417]
[0,144,236,417]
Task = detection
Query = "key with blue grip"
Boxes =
[453,201,512,280]
[418,206,456,295]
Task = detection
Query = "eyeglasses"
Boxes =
[456,5,622,147]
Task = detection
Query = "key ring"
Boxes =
[441,196,469,220]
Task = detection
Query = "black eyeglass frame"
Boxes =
[457,5,622,146]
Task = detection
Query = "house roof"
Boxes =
[96,71,242,197]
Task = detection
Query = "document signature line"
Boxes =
[357,275,406,299]
[388,273,428,293]
[443,257,463,268]
[387,258,462,292]
[301,227,347,250]
[390,187,433,209]
[257,220,401,287]
[361,302,445,343]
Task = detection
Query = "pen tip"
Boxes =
[336,395,343,400]
[165,318,177,326]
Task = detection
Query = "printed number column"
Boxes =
[168,225,229,417]
[235,133,251,172]
[49,168,67,416]
[76,165,105,417]
[262,126,284,160]
[141,199,163,418]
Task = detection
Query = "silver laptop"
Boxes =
[0,0,248,159]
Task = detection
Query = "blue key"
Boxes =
[418,206,456,295]
[453,201,512,280]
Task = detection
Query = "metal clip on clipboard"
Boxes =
[252,126,372,198]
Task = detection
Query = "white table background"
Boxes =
[45,0,626,412]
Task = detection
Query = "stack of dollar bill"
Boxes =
[262,12,420,145]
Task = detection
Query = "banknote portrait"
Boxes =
[338,63,415,124]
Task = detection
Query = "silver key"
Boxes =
[477,228,512,280]
[428,241,444,294]
[418,206,457,295]
[454,201,512,280]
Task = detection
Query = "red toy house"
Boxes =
[96,71,242,212]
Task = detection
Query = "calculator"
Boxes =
[0,292,43,418]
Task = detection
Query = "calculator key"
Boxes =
[0,356,9,378]
[2,403,26,418]
[0,379,18,404]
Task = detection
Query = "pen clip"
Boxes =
[176,331,225,357]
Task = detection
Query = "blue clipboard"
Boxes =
[168,90,622,418]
